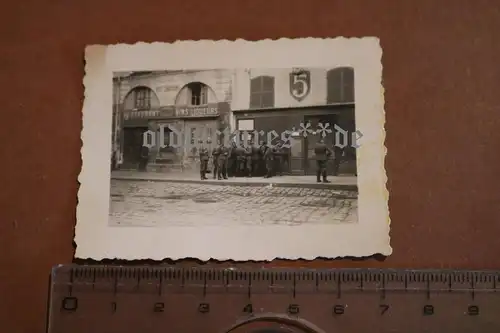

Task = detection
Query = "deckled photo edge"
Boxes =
[75,37,391,261]
[76,44,112,255]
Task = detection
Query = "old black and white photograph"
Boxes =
[110,67,359,227]
[75,38,390,260]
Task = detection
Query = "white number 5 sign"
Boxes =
[289,71,311,102]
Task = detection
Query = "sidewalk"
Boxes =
[111,170,358,191]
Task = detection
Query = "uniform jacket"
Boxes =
[229,145,237,159]
[251,146,260,160]
[264,146,274,161]
[274,147,284,160]
[259,144,268,158]
[235,146,246,160]
[199,146,209,161]
[314,142,332,161]
[211,147,221,162]
[244,146,252,159]
[218,146,230,161]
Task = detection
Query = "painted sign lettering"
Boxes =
[176,107,219,118]
[289,70,311,102]
[124,110,160,120]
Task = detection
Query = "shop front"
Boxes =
[119,102,230,172]
[233,105,357,176]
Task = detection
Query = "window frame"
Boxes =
[326,67,355,104]
[187,82,208,106]
[134,87,152,109]
[250,76,275,109]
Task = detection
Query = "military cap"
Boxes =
[197,139,204,144]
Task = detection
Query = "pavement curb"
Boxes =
[111,176,358,191]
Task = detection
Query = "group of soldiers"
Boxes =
[198,137,345,183]
[197,139,288,180]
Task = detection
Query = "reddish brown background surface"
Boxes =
[2,0,500,332]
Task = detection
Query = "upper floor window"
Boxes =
[187,82,208,106]
[326,67,355,104]
[250,76,274,108]
[134,87,152,109]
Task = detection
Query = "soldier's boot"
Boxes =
[200,171,204,180]
[322,170,330,183]
[316,170,322,183]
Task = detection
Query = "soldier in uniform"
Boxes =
[249,140,260,177]
[211,142,221,179]
[198,139,210,180]
[217,142,229,179]
[244,141,253,177]
[235,142,246,177]
[263,143,275,178]
[227,141,238,177]
[258,140,268,176]
[273,141,284,176]
[314,138,332,183]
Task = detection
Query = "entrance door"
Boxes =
[122,127,148,169]
[303,115,337,175]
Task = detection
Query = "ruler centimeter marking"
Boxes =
[48,266,500,333]
[51,266,500,297]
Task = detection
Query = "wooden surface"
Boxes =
[2,1,500,332]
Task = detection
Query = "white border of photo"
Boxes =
[75,38,391,260]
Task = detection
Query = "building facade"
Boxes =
[112,70,233,171]
[230,67,357,176]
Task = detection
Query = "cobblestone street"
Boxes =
[109,180,358,227]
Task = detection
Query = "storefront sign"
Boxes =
[175,106,219,118]
[123,107,176,120]
[123,110,160,120]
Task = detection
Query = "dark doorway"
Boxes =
[303,114,337,175]
[122,127,148,169]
